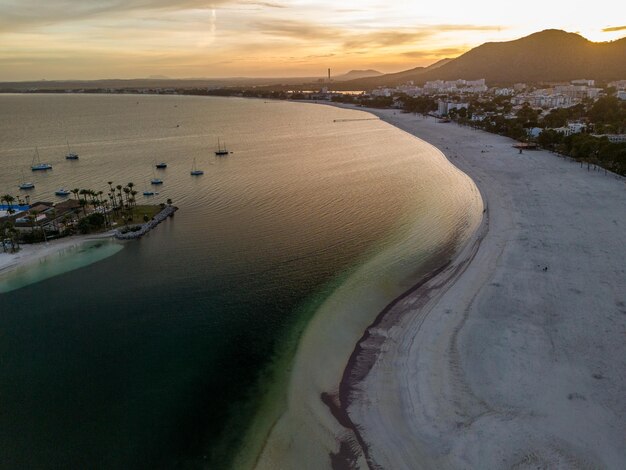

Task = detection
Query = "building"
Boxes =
[437,101,469,116]
[571,79,595,86]
[592,134,626,143]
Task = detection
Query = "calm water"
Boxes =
[0,94,479,469]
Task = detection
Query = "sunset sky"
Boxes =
[0,0,624,81]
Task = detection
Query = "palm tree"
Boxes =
[166,198,173,206]
[72,188,80,201]
[2,194,15,214]
[116,185,123,209]
[79,199,87,216]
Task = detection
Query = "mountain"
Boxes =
[338,30,626,89]
[334,58,453,89]
[333,69,383,81]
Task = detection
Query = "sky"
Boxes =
[0,0,624,81]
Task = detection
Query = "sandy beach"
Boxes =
[253,106,626,469]
[0,231,116,277]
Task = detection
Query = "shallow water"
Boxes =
[0,95,479,469]
[0,240,124,294]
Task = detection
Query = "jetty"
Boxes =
[114,205,178,240]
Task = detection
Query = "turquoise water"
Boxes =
[0,95,477,469]
[0,240,123,294]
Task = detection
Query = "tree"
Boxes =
[2,194,15,214]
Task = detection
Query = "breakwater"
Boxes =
[114,206,178,240]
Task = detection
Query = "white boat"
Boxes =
[31,147,52,171]
[55,188,71,196]
[65,140,79,160]
[19,171,35,189]
[215,138,229,156]
[190,158,204,175]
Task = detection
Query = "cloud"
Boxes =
[401,47,467,58]
[0,0,230,32]
[343,31,431,49]
[251,19,342,41]
[602,25,626,32]
[250,20,503,51]
[238,1,286,8]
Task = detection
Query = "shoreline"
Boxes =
[250,102,626,468]
[249,104,484,469]
[0,230,116,277]
[333,108,626,468]
[0,205,178,282]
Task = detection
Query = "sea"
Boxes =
[0,94,481,469]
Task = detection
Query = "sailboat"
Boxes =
[150,167,163,185]
[18,171,35,190]
[65,140,79,160]
[31,147,52,171]
[143,181,156,196]
[190,158,204,175]
[215,138,229,156]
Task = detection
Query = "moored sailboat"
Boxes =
[65,140,79,160]
[190,158,204,175]
[31,147,52,171]
[215,138,229,156]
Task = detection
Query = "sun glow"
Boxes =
[0,0,622,80]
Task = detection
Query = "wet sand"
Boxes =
[252,104,626,469]
[0,231,116,276]
[342,109,626,469]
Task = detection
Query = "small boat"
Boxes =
[150,168,163,185]
[155,162,167,169]
[19,171,35,189]
[55,188,71,196]
[65,140,79,160]
[31,147,52,171]
[143,190,155,196]
[190,158,204,175]
[215,138,229,156]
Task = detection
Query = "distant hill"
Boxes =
[334,58,453,89]
[333,69,383,81]
[338,30,626,89]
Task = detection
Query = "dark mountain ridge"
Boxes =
[338,30,626,89]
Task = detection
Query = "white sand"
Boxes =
[0,231,115,276]
[347,110,626,469]
[252,105,626,469]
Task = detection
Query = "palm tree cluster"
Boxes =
[1,194,30,213]
[1,221,20,253]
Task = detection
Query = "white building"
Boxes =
[571,79,595,86]
[593,134,626,143]
[617,91,626,101]
[438,101,469,116]
[609,80,626,90]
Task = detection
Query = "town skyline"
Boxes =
[0,0,624,81]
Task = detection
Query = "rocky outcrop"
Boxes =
[114,206,178,240]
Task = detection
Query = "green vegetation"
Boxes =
[1,181,170,243]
